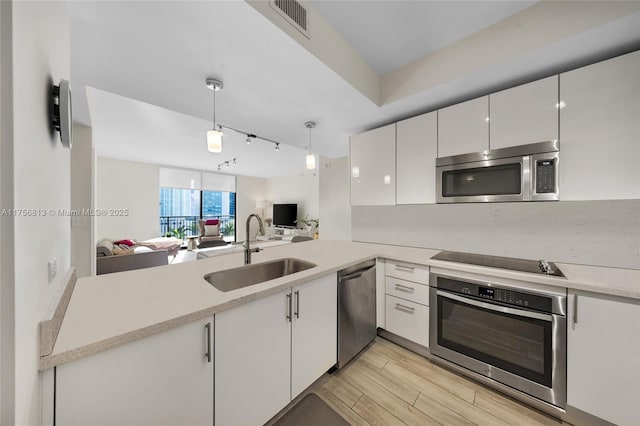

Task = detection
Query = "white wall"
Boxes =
[266,172,319,227]
[352,200,640,270]
[96,157,159,242]
[0,1,15,423]
[11,1,71,424]
[236,175,268,242]
[319,156,351,240]
[70,125,93,277]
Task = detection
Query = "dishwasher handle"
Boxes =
[340,266,375,282]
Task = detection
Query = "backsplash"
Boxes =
[351,200,640,270]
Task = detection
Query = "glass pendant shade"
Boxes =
[306,152,315,170]
[207,129,223,153]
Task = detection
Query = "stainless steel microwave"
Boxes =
[436,141,559,203]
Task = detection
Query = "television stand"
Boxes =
[270,226,311,238]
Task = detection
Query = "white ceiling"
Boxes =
[70,0,387,177]
[310,0,537,75]
[69,1,640,178]
[86,88,317,178]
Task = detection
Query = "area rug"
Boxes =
[272,393,349,426]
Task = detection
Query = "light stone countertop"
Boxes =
[40,239,640,370]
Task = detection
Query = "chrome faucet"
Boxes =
[244,214,265,265]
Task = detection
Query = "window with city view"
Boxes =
[159,188,236,241]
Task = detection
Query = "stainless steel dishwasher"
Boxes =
[337,259,376,368]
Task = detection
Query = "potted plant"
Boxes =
[295,214,319,232]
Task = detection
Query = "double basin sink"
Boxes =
[204,258,316,292]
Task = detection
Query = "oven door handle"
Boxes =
[437,290,553,322]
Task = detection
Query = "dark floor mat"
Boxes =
[272,393,349,426]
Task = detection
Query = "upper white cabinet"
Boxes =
[560,51,640,200]
[56,317,214,426]
[216,274,337,425]
[567,291,640,425]
[396,112,438,204]
[350,123,396,205]
[490,76,559,150]
[438,96,489,157]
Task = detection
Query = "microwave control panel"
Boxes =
[536,159,556,193]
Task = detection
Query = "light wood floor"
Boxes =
[313,337,564,426]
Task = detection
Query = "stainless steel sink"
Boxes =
[204,258,317,292]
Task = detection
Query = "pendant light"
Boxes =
[206,78,223,153]
[305,121,316,170]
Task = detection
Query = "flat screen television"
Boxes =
[272,203,297,228]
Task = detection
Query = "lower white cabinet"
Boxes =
[383,260,430,347]
[55,316,214,426]
[567,290,640,425]
[291,275,338,398]
[385,295,429,347]
[215,274,337,425]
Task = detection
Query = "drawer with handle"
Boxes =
[385,260,429,284]
[385,276,429,306]
[385,295,429,347]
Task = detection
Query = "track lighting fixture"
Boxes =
[217,157,237,171]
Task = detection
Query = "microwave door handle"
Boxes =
[522,155,531,201]
[436,290,553,322]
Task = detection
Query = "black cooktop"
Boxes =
[431,251,565,277]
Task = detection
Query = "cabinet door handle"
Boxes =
[394,264,414,272]
[573,294,578,326]
[286,293,292,322]
[395,303,415,313]
[294,290,300,319]
[204,322,212,363]
[395,283,415,292]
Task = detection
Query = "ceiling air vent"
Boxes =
[270,0,310,38]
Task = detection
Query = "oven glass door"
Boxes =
[437,291,552,387]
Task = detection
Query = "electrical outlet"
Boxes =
[48,258,57,283]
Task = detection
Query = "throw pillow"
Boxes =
[204,224,219,236]
[205,219,219,225]
[96,239,114,257]
[114,239,135,246]
[112,244,133,255]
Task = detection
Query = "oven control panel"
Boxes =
[474,284,551,312]
[479,285,531,306]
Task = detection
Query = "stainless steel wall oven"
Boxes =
[429,269,567,411]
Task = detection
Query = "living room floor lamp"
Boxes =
[256,200,270,220]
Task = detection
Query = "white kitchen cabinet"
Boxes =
[350,123,396,205]
[385,276,429,306]
[490,75,558,150]
[216,274,337,425]
[56,316,214,426]
[385,259,430,284]
[438,96,489,158]
[396,111,438,204]
[560,51,640,200]
[215,288,291,426]
[383,260,430,347]
[376,258,386,328]
[291,274,338,398]
[385,295,429,347]
[567,290,640,425]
